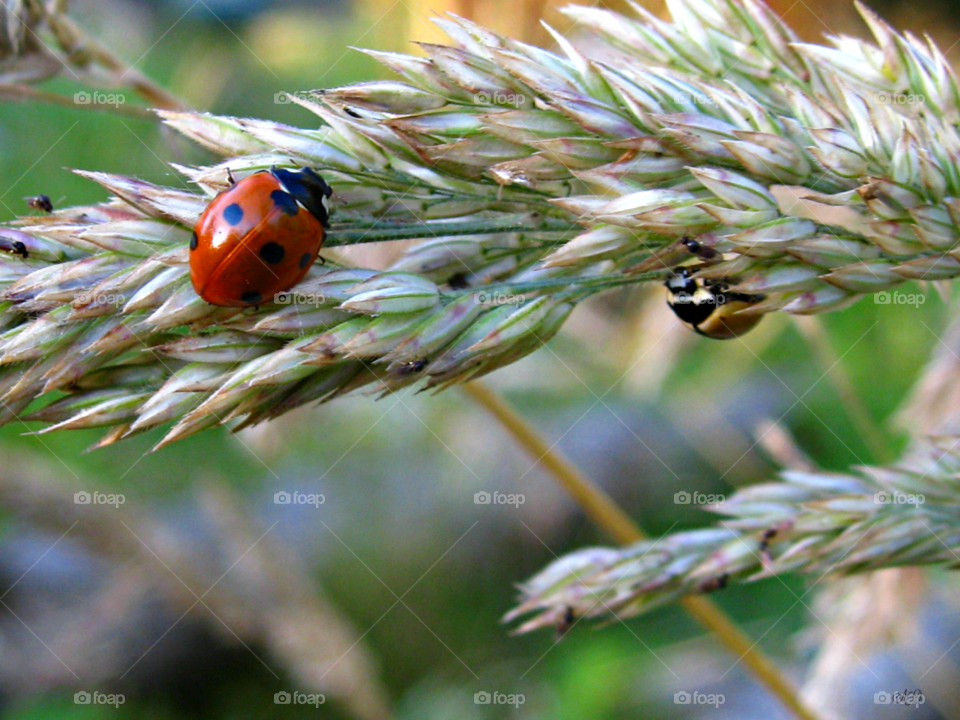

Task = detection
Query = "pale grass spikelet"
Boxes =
[506,438,960,633]
[0,0,958,452]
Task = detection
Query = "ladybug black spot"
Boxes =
[299,252,312,269]
[270,189,299,216]
[260,242,285,264]
[190,231,198,251]
[223,203,244,226]
[241,291,262,305]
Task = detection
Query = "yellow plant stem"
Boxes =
[44,12,188,111]
[463,380,822,720]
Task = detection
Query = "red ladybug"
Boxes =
[190,166,332,307]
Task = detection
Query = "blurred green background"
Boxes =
[0,1,956,719]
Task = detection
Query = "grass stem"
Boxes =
[463,380,823,720]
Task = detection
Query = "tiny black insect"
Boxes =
[555,605,576,639]
[698,573,729,593]
[758,527,778,554]
[758,520,792,564]
[10,240,28,258]
[681,235,719,261]
[25,195,53,213]
[447,272,471,289]
[397,359,428,376]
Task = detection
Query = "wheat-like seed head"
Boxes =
[507,438,960,633]
[0,0,956,450]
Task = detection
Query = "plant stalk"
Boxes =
[0,83,157,120]
[44,12,188,111]
[327,216,577,245]
[792,316,894,464]
[463,380,822,720]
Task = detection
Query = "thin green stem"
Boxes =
[0,83,157,120]
[344,169,569,214]
[792,316,895,464]
[463,381,823,720]
[327,215,578,245]
[454,270,669,299]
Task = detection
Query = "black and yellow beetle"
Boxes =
[664,238,764,340]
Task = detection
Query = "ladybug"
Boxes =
[665,267,763,340]
[190,166,332,307]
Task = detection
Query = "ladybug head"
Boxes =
[270,166,333,228]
